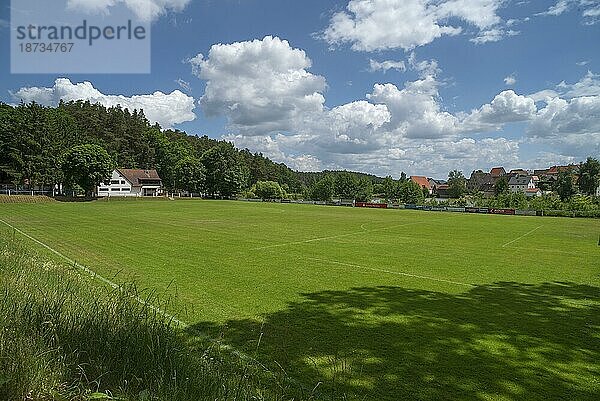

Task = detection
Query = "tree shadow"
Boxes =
[186,282,600,400]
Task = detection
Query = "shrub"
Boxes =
[251,181,286,200]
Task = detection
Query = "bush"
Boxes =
[240,189,257,199]
[251,181,286,200]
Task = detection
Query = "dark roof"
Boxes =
[118,169,162,187]
[468,171,497,192]
[428,178,447,186]
[508,176,533,186]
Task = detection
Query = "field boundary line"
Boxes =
[0,218,187,327]
[253,222,420,250]
[501,225,543,248]
[0,218,314,393]
[308,257,474,288]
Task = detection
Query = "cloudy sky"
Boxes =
[1,0,599,178]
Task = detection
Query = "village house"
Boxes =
[427,178,446,195]
[535,164,580,191]
[410,176,432,195]
[525,188,543,197]
[468,170,497,197]
[433,184,450,198]
[489,167,506,178]
[509,169,529,176]
[97,169,163,197]
[508,175,537,194]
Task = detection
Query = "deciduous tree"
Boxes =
[201,142,247,197]
[399,181,425,204]
[578,157,600,195]
[174,156,205,194]
[382,176,400,200]
[334,172,360,199]
[555,171,576,201]
[309,176,334,201]
[62,144,114,197]
[495,176,509,196]
[355,177,373,202]
[448,170,467,198]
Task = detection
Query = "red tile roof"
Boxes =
[489,167,506,177]
[547,165,579,174]
[410,176,431,189]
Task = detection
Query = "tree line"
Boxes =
[2,101,598,203]
[0,101,313,197]
[0,101,413,200]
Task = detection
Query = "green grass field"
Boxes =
[1,199,599,400]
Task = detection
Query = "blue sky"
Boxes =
[1,0,599,178]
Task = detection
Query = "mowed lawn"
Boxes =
[1,199,599,400]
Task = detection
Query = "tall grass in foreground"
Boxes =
[0,236,308,400]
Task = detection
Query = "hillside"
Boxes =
[0,101,384,195]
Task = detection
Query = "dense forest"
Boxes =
[0,101,393,198]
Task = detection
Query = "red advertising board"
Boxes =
[489,208,516,215]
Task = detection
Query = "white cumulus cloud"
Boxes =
[557,71,600,98]
[190,36,327,135]
[66,0,191,22]
[189,37,599,176]
[322,0,507,51]
[529,95,600,137]
[462,90,537,131]
[367,76,460,139]
[315,101,392,153]
[504,75,517,86]
[369,59,406,73]
[528,71,600,101]
[222,133,325,172]
[11,78,196,129]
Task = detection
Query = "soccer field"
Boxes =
[1,199,599,400]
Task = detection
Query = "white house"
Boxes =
[596,183,600,197]
[508,176,536,193]
[98,169,162,197]
[525,188,542,197]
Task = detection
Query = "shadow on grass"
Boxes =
[187,282,600,401]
